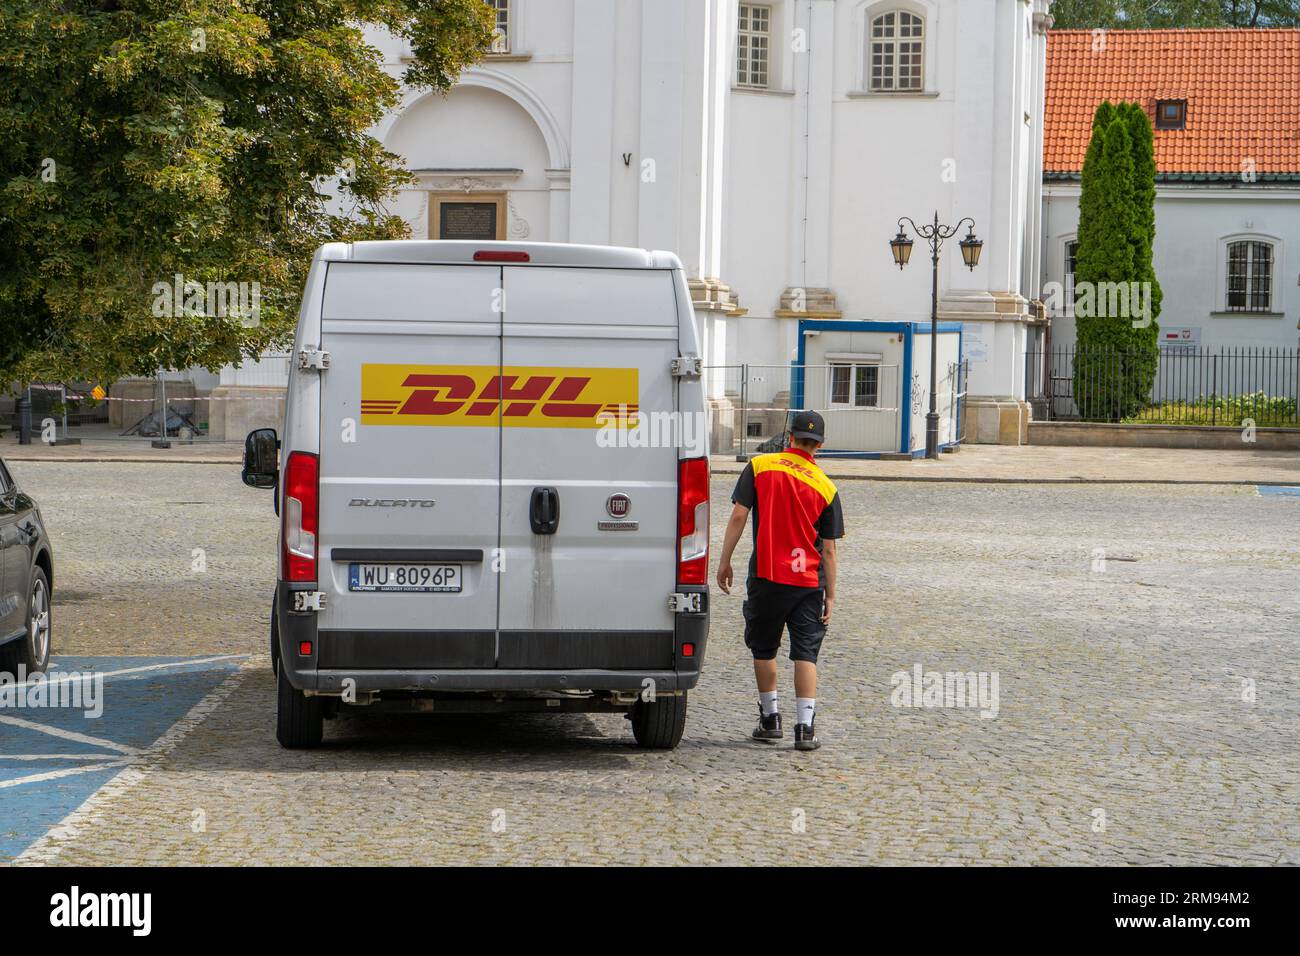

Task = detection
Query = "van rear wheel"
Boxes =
[630,691,687,750]
[276,665,323,749]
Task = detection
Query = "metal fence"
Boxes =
[1027,346,1300,426]
[5,354,291,445]
[705,362,905,456]
[940,356,970,446]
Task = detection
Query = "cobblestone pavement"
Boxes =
[5,461,1299,865]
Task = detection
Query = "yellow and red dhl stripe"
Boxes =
[360,364,640,429]
[751,451,837,504]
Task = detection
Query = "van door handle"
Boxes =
[529,486,560,535]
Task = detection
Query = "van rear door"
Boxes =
[316,262,501,668]
[496,266,681,670]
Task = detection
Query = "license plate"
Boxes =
[348,563,462,593]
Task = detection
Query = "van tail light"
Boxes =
[282,451,319,583]
[677,456,709,585]
[473,250,530,262]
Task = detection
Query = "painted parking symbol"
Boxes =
[0,655,244,862]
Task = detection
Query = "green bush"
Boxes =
[1124,392,1298,427]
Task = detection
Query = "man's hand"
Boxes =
[821,594,834,625]
[716,502,750,597]
[717,561,733,594]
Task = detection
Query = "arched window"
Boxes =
[869,10,924,92]
[1225,239,1274,312]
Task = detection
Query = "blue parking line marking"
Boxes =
[1257,485,1300,497]
[0,655,242,862]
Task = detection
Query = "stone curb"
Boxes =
[712,467,1300,486]
[6,456,240,465]
[9,455,1296,487]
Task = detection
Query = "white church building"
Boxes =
[216,0,1053,448]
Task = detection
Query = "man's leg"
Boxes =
[793,661,817,736]
[788,590,826,750]
[743,579,785,740]
[793,660,817,699]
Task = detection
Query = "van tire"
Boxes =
[630,691,687,749]
[276,665,323,749]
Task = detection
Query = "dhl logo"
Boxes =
[360,364,639,428]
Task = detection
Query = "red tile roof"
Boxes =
[1044,29,1300,179]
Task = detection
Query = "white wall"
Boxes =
[723,0,1037,313]
[349,0,1044,415]
[1042,183,1300,352]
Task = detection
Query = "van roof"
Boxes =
[320,240,682,271]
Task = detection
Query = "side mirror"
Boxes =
[242,428,279,489]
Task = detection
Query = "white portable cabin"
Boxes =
[794,320,965,457]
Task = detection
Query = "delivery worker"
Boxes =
[716,411,844,751]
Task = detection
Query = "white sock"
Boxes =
[796,697,816,727]
[759,691,779,717]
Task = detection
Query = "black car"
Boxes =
[0,457,54,675]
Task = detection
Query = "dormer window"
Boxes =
[1155,99,1186,130]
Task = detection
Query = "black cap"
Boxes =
[789,410,825,443]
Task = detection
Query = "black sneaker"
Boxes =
[752,706,783,742]
[794,719,821,751]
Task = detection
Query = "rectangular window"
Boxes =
[1226,241,1273,312]
[829,363,880,407]
[854,365,879,407]
[737,4,771,88]
[487,0,509,53]
[830,364,851,405]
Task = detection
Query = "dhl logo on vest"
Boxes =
[359,364,639,429]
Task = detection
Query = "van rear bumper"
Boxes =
[308,668,699,694]
[276,583,707,696]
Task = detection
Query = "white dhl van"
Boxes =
[242,241,710,749]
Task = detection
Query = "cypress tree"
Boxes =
[1072,102,1161,420]
[1120,102,1162,407]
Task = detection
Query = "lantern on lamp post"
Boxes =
[889,212,983,459]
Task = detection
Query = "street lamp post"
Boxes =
[890,211,983,459]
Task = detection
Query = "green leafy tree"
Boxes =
[0,0,495,386]
[1050,0,1219,28]
[1073,103,1161,420]
[1049,0,1299,28]
[1218,0,1300,23]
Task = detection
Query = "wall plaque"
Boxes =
[439,201,498,241]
